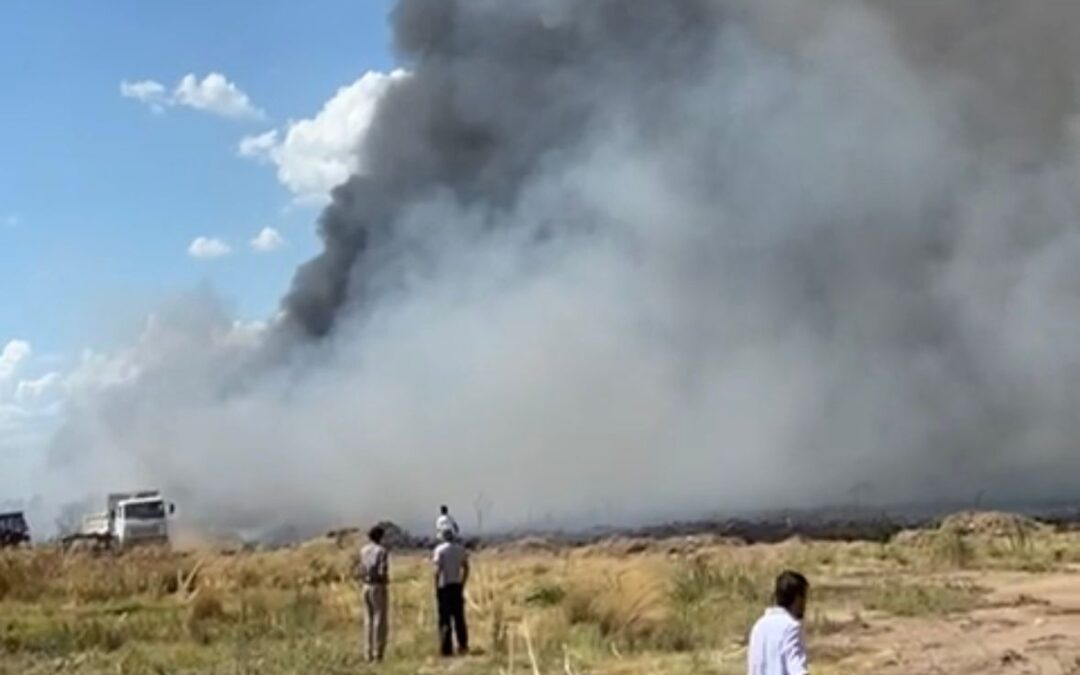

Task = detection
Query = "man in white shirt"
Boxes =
[748,571,810,675]
[433,528,470,656]
[435,504,459,540]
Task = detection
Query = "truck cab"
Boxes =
[109,492,175,547]
[0,511,30,548]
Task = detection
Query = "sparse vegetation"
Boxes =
[927,528,977,569]
[3,515,1080,673]
[863,580,982,617]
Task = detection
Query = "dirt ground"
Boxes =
[821,570,1080,674]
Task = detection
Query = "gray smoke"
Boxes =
[44,0,1080,536]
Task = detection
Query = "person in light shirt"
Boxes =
[747,571,810,675]
[433,528,470,656]
[435,504,459,539]
[355,526,390,663]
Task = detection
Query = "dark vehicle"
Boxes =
[0,511,30,548]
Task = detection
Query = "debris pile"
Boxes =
[938,511,1046,538]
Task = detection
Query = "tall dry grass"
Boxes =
[3,523,1075,674]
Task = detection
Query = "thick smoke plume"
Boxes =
[45,0,1080,537]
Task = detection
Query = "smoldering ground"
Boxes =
[40,0,1080,537]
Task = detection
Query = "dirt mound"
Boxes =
[322,522,443,551]
[171,525,245,552]
[623,511,907,544]
[890,511,1046,545]
[585,536,654,556]
[324,527,361,549]
[891,529,930,546]
[493,536,559,554]
[938,511,1045,537]
[577,534,745,557]
[661,534,745,555]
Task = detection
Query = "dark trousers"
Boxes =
[436,583,468,656]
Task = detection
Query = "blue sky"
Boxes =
[0,0,401,493]
[0,0,395,358]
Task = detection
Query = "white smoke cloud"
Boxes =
[39,1,1080,538]
[187,237,232,260]
[121,73,264,120]
[238,70,410,203]
[14,372,63,406]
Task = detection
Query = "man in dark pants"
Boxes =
[433,528,470,656]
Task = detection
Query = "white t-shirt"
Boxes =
[436,514,459,537]
[433,541,469,587]
[747,607,809,675]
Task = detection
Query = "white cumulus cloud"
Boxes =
[187,237,232,259]
[0,341,65,467]
[174,73,264,120]
[238,69,409,203]
[120,79,169,112]
[0,340,31,381]
[121,72,264,120]
[250,227,285,253]
[238,130,278,158]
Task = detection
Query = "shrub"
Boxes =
[865,581,980,617]
[927,530,975,569]
[563,572,665,647]
[525,582,566,607]
[665,557,770,651]
[186,587,228,644]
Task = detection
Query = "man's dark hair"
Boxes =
[368,526,385,543]
[440,505,449,515]
[774,570,809,609]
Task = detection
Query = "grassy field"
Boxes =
[2,512,1080,674]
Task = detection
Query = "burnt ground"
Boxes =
[310,501,1080,553]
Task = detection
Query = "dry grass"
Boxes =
[2,517,1079,674]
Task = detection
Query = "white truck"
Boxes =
[73,490,176,549]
